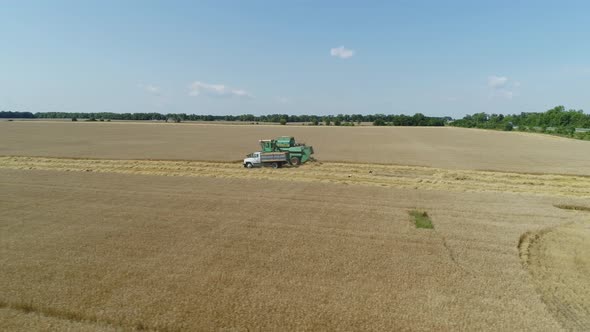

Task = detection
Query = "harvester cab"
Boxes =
[259,139,277,152]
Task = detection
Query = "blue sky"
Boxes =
[1,1,589,117]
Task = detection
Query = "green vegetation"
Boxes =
[1,106,587,139]
[0,111,446,126]
[409,210,434,229]
[450,106,590,140]
[0,111,34,118]
[373,118,386,126]
[372,113,447,126]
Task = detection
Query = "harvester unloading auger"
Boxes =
[243,136,314,168]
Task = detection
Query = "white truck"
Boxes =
[243,152,288,168]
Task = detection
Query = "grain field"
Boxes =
[1,121,589,331]
[2,169,582,331]
[1,121,589,175]
[519,216,590,331]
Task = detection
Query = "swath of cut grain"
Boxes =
[1,156,588,198]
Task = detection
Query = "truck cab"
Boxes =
[243,152,261,168]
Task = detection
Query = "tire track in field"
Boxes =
[1,156,589,198]
[0,301,162,331]
[0,301,123,332]
[519,217,590,331]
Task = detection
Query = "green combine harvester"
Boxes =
[243,136,314,168]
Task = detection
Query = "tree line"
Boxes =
[2,106,588,139]
[0,111,35,118]
[1,111,447,126]
[449,106,590,140]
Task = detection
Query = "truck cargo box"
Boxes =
[260,152,288,162]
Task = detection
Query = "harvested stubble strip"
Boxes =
[0,156,589,198]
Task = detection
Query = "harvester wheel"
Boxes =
[271,162,279,169]
[246,163,253,168]
[290,157,301,166]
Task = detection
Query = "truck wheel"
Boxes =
[290,157,301,166]
[271,162,279,169]
[246,163,253,168]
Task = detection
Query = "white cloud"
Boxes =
[496,90,514,99]
[487,75,519,99]
[275,96,290,104]
[232,89,250,98]
[188,81,252,98]
[138,83,161,95]
[330,46,354,59]
[487,76,508,89]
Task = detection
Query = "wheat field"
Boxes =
[1,120,590,175]
[1,121,589,331]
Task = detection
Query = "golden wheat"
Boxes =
[1,121,589,175]
[2,169,587,330]
[2,122,589,330]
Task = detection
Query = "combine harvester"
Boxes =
[243,136,314,168]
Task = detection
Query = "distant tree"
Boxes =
[373,118,386,126]
[279,118,287,125]
[0,111,34,118]
[71,117,77,121]
[324,118,331,126]
[412,113,427,126]
[448,105,589,140]
[334,118,342,126]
